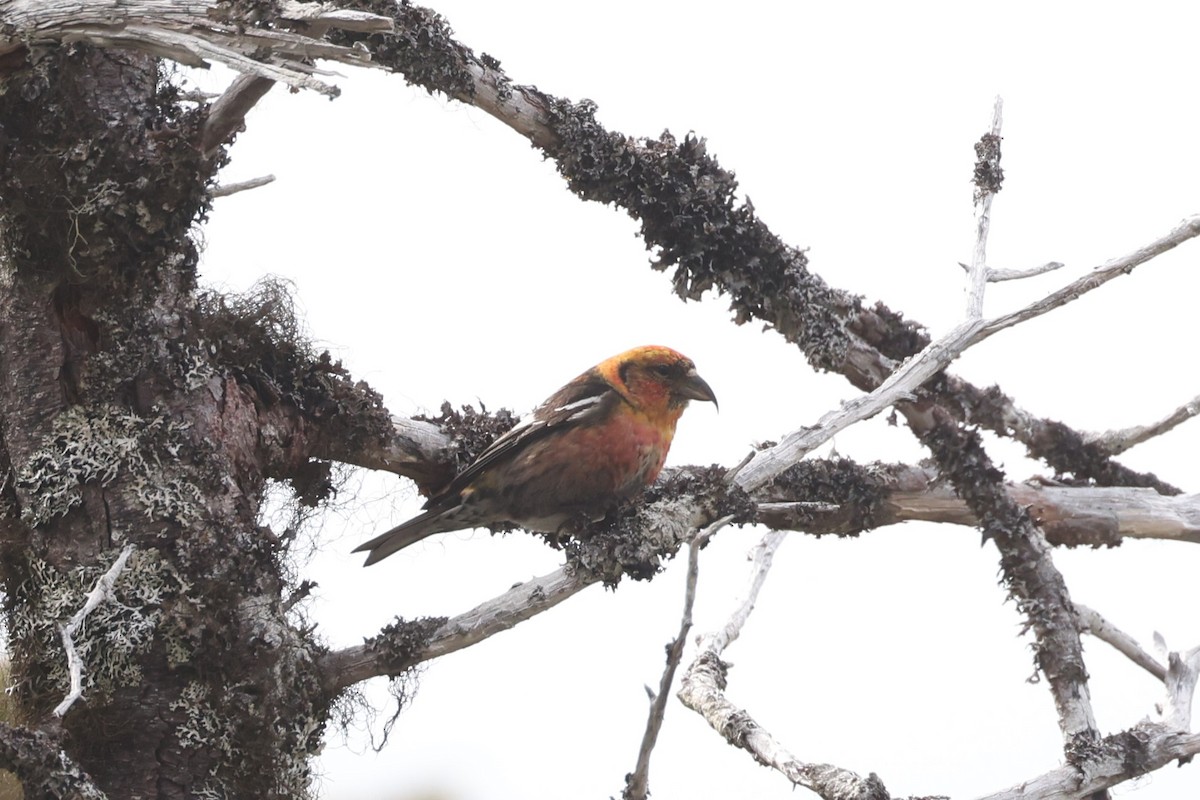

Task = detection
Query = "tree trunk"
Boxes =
[0,46,330,798]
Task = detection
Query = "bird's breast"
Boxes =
[485,410,675,529]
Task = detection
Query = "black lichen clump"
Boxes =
[413,402,518,494]
[956,383,1179,495]
[562,465,754,587]
[542,98,856,374]
[324,0,476,100]
[973,132,1004,199]
[919,417,1023,545]
[364,616,448,677]
[919,413,1091,694]
[850,301,931,362]
[765,458,890,536]
[0,49,212,289]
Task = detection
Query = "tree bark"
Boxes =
[0,46,346,798]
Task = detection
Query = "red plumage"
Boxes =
[354,345,717,565]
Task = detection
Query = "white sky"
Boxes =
[196,2,1200,798]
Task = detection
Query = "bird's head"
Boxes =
[598,345,718,419]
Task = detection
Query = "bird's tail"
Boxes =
[353,509,447,566]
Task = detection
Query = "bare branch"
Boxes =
[54,545,135,718]
[201,74,276,156]
[321,565,596,694]
[987,261,1066,282]
[623,517,730,800]
[918,112,1100,753]
[313,414,456,490]
[211,175,276,198]
[978,215,1200,340]
[1075,604,1166,681]
[678,532,889,799]
[1086,392,1200,455]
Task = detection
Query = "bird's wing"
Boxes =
[429,370,624,503]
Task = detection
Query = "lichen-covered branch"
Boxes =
[975,725,1200,800]
[0,724,106,800]
[756,459,1200,546]
[320,564,592,694]
[320,471,749,693]
[919,413,1099,754]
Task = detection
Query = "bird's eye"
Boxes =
[652,364,673,378]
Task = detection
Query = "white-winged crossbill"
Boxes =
[355,345,717,565]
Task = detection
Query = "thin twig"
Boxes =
[211,175,276,197]
[988,261,1066,281]
[54,545,135,717]
[960,260,1067,281]
[1086,391,1200,456]
[978,215,1200,340]
[1075,604,1166,682]
[623,516,731,800]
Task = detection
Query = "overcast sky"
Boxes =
[197,3,1200,798]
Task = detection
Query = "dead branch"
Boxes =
[677,531,888,799]
[0,0,393,94]
[54,545,135,718]
[321,565,594,694]
[211,175,276,198]
[1075,605,1166,681]
[755,461,1200,546]
[1086,392,1200,456]
[623,517,729,800]
[975,725,1200,800]
[984,261,1066,282]
[1160,639,1200,732]
[202,74,276,156]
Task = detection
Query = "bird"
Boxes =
[354,345,717,566]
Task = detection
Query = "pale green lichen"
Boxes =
[169,678,321,800]
[171,682,236,759]
[14,403,202,527]
[177,342,219,392]
[9,548,192,702]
